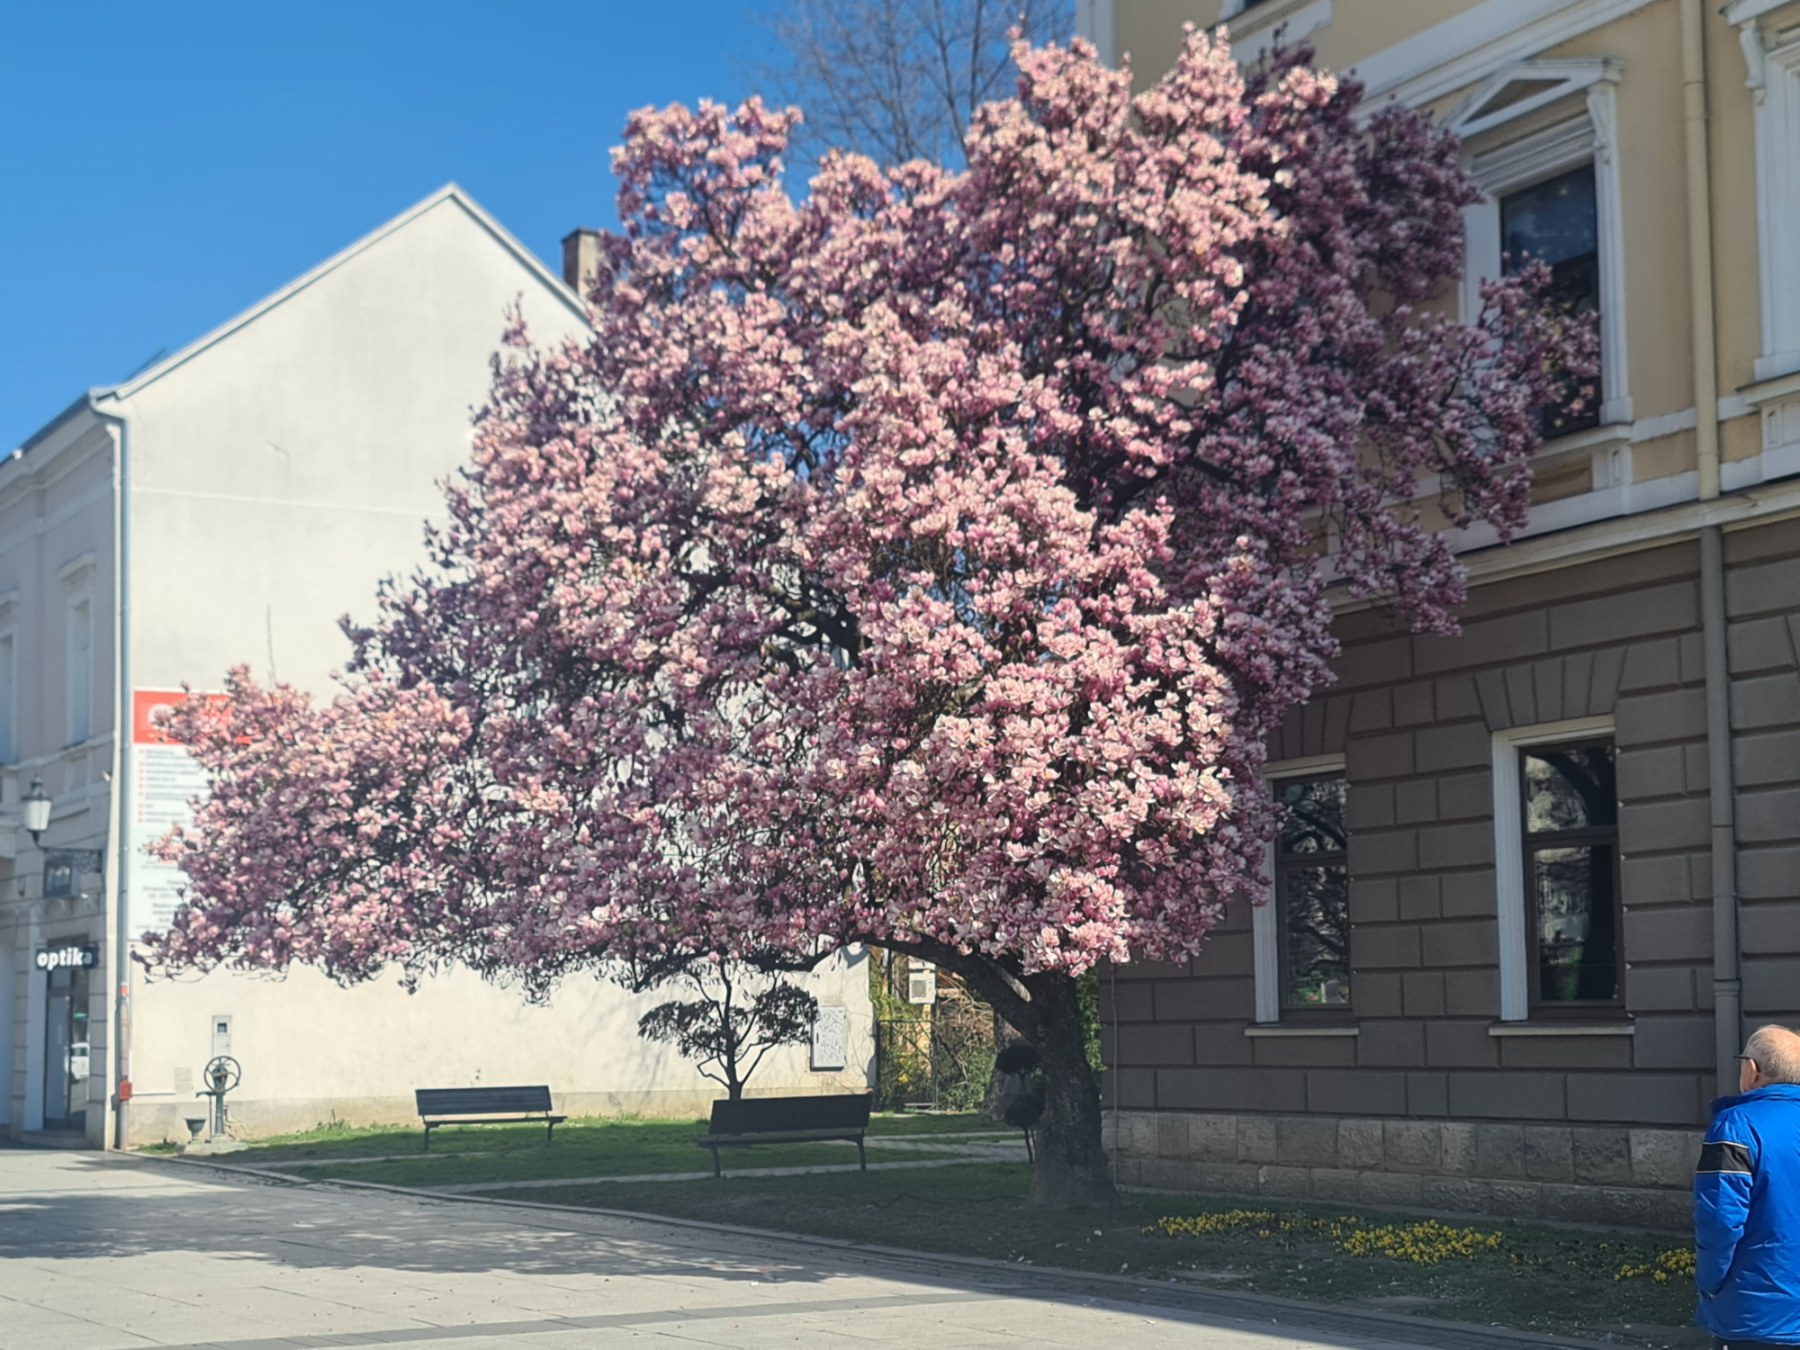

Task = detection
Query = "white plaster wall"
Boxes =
[120,195,581,694]
[0,412,120,1142]
[0,426,119,850]
[110,192,876,1141]
[128,954,877,1143]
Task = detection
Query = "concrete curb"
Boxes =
[119,1152,314,1188]
[117,1151,1678,1350]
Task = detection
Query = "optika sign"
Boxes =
[35,944,97,972]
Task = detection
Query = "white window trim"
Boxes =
[1459,64,1630,429]
[1254,753,1345,1025]
[54,552,96,586]
[1491,715,1614,1022]
[64,594,92,749]
[1354,0,1656,111]
[1072,0,1116,66]
[1733,13,1800,382]
[0,628,17,765]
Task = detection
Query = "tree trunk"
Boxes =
[879,941,1117,1207]
[1022,971,1117,1207]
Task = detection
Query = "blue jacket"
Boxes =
[1695,1083,1800,1343]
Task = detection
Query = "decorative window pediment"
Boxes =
[1457,60,1631,431]
[55,552,96,593]
[1449,58,1622,140]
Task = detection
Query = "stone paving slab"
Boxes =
[0,1147,1603,1350]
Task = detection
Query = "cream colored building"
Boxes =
[1,186,875,1148]
[1084,0,1800,1224]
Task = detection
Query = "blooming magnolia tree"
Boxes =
[149,34,1588,1206]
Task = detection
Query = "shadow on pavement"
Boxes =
[0,1150,1597,1350]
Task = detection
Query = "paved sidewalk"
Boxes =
[0,1147,1576,1349]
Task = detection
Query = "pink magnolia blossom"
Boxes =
[147,34,1589,1204]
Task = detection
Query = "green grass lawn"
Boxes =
[178,1111,1009,1187]
[487,1165,1703,1348]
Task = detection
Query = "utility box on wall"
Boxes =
[905,960,937,1005]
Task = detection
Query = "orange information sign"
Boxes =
[132,688,226,745]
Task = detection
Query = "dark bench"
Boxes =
[415,1085,566,1151]
[697,1093,872,1178]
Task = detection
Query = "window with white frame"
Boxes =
[1492,718,1622,1020]
[0,632,15,763]
[1501,164,1601,438]
[1731,4,1800,382]
[1455,60,1629,431]
[66,597,91,746]
[1254,761,1350,1021]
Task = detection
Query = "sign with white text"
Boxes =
[128,690,217,939]
[35,943,98,972]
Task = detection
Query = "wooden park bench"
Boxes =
[415,1085,566,1151]
[697,1092,872,1178]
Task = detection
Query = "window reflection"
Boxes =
[1520,740,1620,1006]
[1276,776,1350,1009]
[1502,165,1601,437]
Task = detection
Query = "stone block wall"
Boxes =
[1102,541,1720,1131]
[1100,525,1800,1223]
[1726,520,1800,1017]
[1104,1109,1698,1229]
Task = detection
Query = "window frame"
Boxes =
[1254,755,1351,1024]
[1491,716,1619,1021]
[65,594,91,748]
[1518,738,1623,1012]
[1499,163,1603,439]
[1730,6,1800,382]
[0,628,15,764]
[1457,63,1630,432]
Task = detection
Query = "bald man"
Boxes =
[1694,1024,1800,1349]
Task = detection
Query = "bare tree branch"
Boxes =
[753,0,1072,168]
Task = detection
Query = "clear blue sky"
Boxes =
[0,0,777,447]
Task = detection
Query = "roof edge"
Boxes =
[14,388,113,456]
[110,184,589,402]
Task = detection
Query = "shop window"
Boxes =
[1492,718,1622,1019]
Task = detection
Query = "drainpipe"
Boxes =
[89,396,132,1150]
[1680,0,1741,1099]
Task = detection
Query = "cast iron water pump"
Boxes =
[196,1055,240,1140]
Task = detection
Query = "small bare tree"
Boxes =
[637,960,820,1101]
[757,0,1071,167]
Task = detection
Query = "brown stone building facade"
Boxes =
[1082,0,1800,1227]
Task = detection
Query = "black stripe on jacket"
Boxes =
[1696,1140,1754,1176]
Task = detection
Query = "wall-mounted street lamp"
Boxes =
[22,776,52,844]
[22,776,105,879]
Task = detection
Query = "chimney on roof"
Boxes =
[561,228,604,298]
